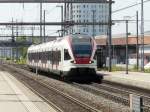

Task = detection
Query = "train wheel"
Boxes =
[61,75,71,83]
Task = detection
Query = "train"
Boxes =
[27,34,99,81]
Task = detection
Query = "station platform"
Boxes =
[97,71,150,90]
[0,70,57,112]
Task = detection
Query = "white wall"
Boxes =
[71,3,109,36]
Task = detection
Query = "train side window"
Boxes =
[58,51,61,61]
[37,52,39,60]
[46,51,48,61]
[49,51,52,61]
[28,53,30,61]
[64,49,71,60]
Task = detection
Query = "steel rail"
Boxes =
[5,63,150,112]
[20,79,64,112]
[4,63,150,111]
[72,83,129,106]
[92,82,150,111]
[3,64,102,112]
[98,82,150,101]
[73,82,150,112]
[38,79,101,112]
[0,65,63,112]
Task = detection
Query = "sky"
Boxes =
[0,3,62,37]
[112,0,150,35]
[0,0,150,37]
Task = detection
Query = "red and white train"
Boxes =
[27,34,98,80]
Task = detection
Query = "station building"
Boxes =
[95,35,150,68]
[68,3,109,36]
[0,47,12,58]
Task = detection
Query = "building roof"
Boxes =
[95,35,150,46]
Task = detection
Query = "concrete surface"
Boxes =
[97,71,150,90]
[0,71,57,112]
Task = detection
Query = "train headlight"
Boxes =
[89,60,94,64]
[71,60,76,64]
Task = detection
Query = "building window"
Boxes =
[99,5,101,8]
[83,28,85,32]
[79,29,81,33]
[86,29,88,32]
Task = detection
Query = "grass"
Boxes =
[97,67,108,71]
[98,65,150,73]
[15,59,27,64]
[112,66,126,72]
[1,58,27,65]
[98,66,126,72]
[144,69,150,73]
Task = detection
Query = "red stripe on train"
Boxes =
[75,58,90,64]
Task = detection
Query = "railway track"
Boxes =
[0,65,101,112]
[92,82,150,106]
[72,82,150,112]
[72,83,129,106]
[3,63,150,112]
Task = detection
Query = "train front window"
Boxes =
[64,49,71,60]
[72,44,92,57]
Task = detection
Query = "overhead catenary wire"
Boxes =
[47,31,59,36]
[113,0,150,13]
[44,3,59,15]
[113,20,150,23]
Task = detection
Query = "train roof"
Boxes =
[28,34,92,52]
[71,34,91,38]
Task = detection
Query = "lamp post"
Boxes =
[92,10,96,38]
[124,16,131,74]
[126,20,129,74]
[11,18,14,61]
[56,5,64,37]
[141,0,144,72]
[136,11,139,70]
[43,10,46,42]
[108,0,112,72]
[40,1,42,43]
